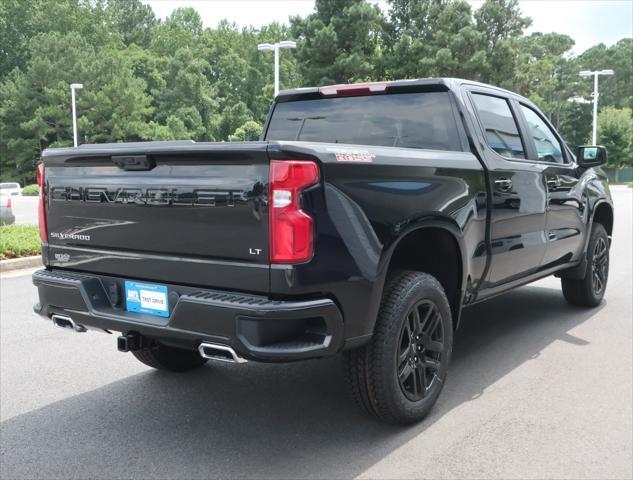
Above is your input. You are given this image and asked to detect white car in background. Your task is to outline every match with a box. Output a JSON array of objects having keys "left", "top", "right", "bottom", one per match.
[
  {"left": 0, "top": 182, "right": 22, "bottom": 196},
  {"left": 0, "top": 194, "right": 15, "bottom": 225}
]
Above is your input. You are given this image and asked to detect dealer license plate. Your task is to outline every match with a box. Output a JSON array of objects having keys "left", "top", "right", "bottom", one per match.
[{"left": 125, "top": 281, "right": 169, "bottom": 318}]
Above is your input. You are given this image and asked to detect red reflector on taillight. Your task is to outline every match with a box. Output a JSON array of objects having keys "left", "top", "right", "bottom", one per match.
[
  {"left": 37, "top": 163, "right": 47, "bottom": 242},
  {"left": 36, "top": 164, "right": 43, "bottom": 187},
  {"left": 6, "top": 197, "right": 11, "bottom": 209},
  {"left": 319, "top": 82, "right": 388, "bottom": 97},
  {"left": 269, "top": 160, "right": 319, "bottom": 264}
]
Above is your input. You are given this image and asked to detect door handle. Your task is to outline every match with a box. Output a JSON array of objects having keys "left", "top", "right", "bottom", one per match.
[
  {"left": 494, "top": 178, "right": 513, "bottom": 192},
  {"left": 547, "top": 177, "right": 561, "bottom": 189}
]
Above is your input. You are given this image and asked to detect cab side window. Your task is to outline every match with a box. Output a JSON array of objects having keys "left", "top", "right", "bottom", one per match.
[
  {"left": 472, "top": 93, "right": 526, "bottom": 159},
  {"left": 520, "top": 105, "right": 565, "bottom": 164}
]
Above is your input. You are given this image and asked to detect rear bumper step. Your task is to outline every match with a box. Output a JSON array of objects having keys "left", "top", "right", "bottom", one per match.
[{"left": 32, "top": 269, "right": 343, "bottom": 362}]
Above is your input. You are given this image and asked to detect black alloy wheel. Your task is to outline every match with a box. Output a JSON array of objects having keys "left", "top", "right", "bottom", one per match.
[
  {"left": 344, "top": 271, "right": 453, "bottom": 424},
  {"left": 591, "top": 236, "right": 608, "bottom": 296},
  {"left": 397, "top": 300, "right": 445, "bottom": 402},
  {"left": 561, "top": 223, "right": 609, "bottom": 307}
]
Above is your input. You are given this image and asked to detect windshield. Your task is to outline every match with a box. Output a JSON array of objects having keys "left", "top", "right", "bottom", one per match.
[
  {"left": 0, "top": 183, "right": 19, "bottom": 189},
  {"left": 265, "top": 92, "right": 464, "bottom": 151}
]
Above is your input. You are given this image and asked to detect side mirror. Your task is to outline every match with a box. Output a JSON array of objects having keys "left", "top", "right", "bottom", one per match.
[{"left": 576, "top": 145, "right": 607, "bottom": 167}]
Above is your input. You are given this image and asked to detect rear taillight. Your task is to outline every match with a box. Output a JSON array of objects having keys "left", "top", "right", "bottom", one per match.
[
  {"left": 6, "top": 197, "right": 11, "bottom": 209},
  {"left": 37, "top": 163, "right": 47, "bottom": 242},
  {"left": 269, "top": 160, "right": 319, "bottom": 264}
]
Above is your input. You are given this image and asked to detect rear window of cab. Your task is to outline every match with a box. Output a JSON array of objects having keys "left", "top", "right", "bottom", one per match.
[{"left": 265, "top": 92, "right": 465, "bottom": 152}]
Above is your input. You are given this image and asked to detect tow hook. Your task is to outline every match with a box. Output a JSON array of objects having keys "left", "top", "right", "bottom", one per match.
[{"left": 117, "top": 333, "right": 143, "bottom": 352}]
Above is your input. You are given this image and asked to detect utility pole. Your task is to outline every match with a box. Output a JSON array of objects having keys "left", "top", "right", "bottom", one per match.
[
  {"left": 257, "top": 41, "right": 297, "bottom": 97},
  {"left": 70, "top": 83, "right": 83, "bottom": 147},
  {"left": 579, "top": 70, "right": 614, "bottom": 144}
]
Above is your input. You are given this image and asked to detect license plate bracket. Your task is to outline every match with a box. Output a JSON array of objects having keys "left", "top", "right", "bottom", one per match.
[{"left": 125, "top": 281, "right": 169, "bottom": 318}]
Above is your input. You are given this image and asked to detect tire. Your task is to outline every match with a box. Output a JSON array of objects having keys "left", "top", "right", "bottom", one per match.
[
  {"left": 344, "top": 271, "right": 453, "bottom": 425},
  {"left": 561, "top": 223, "right": 609, "bottom": 308},
  {"left": 131, "top": 342, "right": 208, "bottom": 372}
]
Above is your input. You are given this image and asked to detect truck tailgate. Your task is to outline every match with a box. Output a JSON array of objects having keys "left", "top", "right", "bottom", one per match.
[{"left": 42, "top": 142, "right": 270, "bottom": 293}]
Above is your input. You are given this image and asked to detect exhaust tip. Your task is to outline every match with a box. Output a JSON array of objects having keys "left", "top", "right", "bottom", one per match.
[
  {"left": 51, "top": 314, "right": 86, "bottom": 333},
  {"left": 198, "top": 342, "right": 247, "bottom": 364}
]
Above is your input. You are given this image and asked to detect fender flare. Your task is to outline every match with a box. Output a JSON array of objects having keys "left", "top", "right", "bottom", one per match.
[
  {"left": 559, "top": 198, "right": 613, "bottom": 280},
  {"left": 366, "top": 218, "right": 469, "bottom": 331},
  {"left": 584, "top": 198, "right": 614, "bottom": 252},
  {"left": 589, "top": 199, "right": 614, "bottom": 232}
]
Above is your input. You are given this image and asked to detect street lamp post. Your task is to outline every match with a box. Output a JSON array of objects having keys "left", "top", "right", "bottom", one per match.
[
  {"left": 70, "top": 83, "right": 83, "bottom": 147},
  {"left": 578, "top": 69, "right": 614, "bottom": 144},
  {"left": 257, "top": 41, "right": 297, "bottom": 97}
]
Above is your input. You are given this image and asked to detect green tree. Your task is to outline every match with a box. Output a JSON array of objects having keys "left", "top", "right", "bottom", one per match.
[
  {"left": 1, "top": 0, "right": 632, "bottom": 183},
  {"left": 229, "top": 120, "right": 263, "bottom": 141},
  {"left": 0, "top": 0, "right": 116, "bottom": 77},
  {"left": 597, "top": 107, "right": 633, "bottom": 167},
  {"left": 576, "top": 39, "right": 633, "bottom": 110},
  {"left": 81, "top": 48, "right": 154, "bottom": 143},
  {"left": 152, "top": 48, "right": 218, "bottom": 140},
  {"left": 513, "top": 32, "right": 579, "bottom": 139},
  {"left": 201, "top": 21, "right": 301, "bottom": 124},
  {"left": 544, "top": 39, "right": 632, "bottom": 147},
  {"left": 557, "top": 100, "right": 593, "bottom": 148},
  {"left": 0, "top": 0, "right": 40, "bottom": 77},
  {"left": 150, "top": 7, "right": 203, "bottom": 57},
  {"left": 217, "top": 102, "right": 254, "bottom": 140},
  {"left": 105, "top": 0, "right": 158, "bottom": 47},
  {"left": 291, "top": 0, "right": 387, "bottom": 85},
  {"left": 1, "top": 31, "right": 97, "bottom": 182},
  {"left": 474, "top": 0, "right": 532, "bottom": 86},
  {"left": 514, "top": 33, "right": 574, "bottom": 100},
  {"left": 386, "top": 0, "right": 486, "bottom": 79},
  {"left": 0, "top": 31, "right": 153, "bottom": 182}
]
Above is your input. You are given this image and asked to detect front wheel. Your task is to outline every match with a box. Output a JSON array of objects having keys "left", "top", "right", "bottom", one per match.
[
  {"left": 561, "top": 223, "right": 610, "bottom": 307},
  {"left": 344, "top": 271, "right": 453, "bottom": 425}
]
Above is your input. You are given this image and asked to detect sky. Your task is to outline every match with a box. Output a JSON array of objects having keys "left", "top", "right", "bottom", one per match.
[{"left": 143, "top": 0, "right": 633, "bottom": 54}]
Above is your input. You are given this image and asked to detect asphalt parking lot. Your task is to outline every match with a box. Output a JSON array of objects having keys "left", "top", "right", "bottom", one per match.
[{"left": 1, "top": 187, "right": 631, "bottom": 479}]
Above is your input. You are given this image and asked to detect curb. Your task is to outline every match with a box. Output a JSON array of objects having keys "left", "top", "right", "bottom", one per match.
[{"left": 0, "top": 256, "right": 42, "bottom": 273}]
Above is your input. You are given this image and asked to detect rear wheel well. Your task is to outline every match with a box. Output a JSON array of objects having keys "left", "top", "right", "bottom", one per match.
[
  {"left": 388, "top": 227, "right": 462, "bottom": 327},
  {"left": 593, "top": 203, "right": 613, "bottom": 237}
]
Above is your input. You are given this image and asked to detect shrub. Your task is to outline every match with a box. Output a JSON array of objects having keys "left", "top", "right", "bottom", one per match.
[
  {"left": 21, "top": 184, "right": 40, "bottom": 196},
  {"left": 228, "top": 121, "right": 262, "bottom": 141},
  {"left": 0, "top": 225, "right": 41, "bottom": 259}
]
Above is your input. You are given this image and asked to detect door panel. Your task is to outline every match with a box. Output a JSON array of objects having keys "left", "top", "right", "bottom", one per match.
[
  {"left": 487, "top": 165, "right": 548, "bottom": 284},
  {"left": 466, "top": 91, "right": 548, "bottom": 289},
  {"left": 516, "top": 103, "right": 586, "bottom": 268},
  {"left": 542, "top": 166, "right": 586, "bottom": 267}
]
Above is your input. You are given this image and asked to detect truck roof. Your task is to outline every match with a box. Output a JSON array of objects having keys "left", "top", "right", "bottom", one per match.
[{"left": 276, "top": 77, "right": 520, "bottom": 103}]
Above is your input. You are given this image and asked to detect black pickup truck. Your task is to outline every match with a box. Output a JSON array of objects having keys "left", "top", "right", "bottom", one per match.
[{"left": 33, "top": 78, "right": 613, "bottom": 424}]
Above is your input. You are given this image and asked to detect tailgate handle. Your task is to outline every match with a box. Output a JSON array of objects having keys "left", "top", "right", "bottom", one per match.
[{"left": 112, "top": 155, "right": 154, "bottom": 171}]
